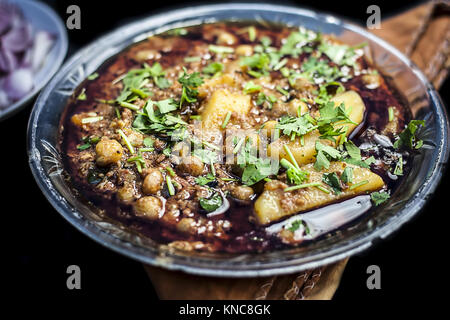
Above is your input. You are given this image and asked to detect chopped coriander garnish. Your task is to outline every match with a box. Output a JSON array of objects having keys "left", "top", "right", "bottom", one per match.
[
  {"left": 81, "top": 116, "right": 103, "bottom": 124},
  {"left": 166, "top": 166, "right": 176, "bottom": 177},
  {"left": 221, "top": 111, "right": 232, "bottom": 129},
  {"left": 388, "top": 106, "right": 395, "bottom": 122},
  {"left": 87, "top": 72, "right": 99, "bottom": 80},
  {"left": 243, "top": 81, "right": 262, "bottom": 94},
  {"left": 284, "top": 182, "right": 322, "bottom": 192},
  {"left": 371, "top": 191, "right": 390, "bottom": 206},
  {"left": 283, "top": 145, "right": 300, "bottom": 170},
  {"left": 341, "top": 167, "right": 353, "bottom": 184},
  {"left": 202, "top": 62, "right": 224, "bottom": 76},
  {"left": 322, "top": 172, "right": 342, "bottom": 194},
  {"left": 143, "top": 137, "right": 154, "bottom": 147},
  {"left": 273, "top": 58, "right": 288, "bottom": 71},
  {"left": 77, "top": 88, "right": 87, "bottom": 100},
  {"left": 166, "top": 176, "right": 176, "bottom": 196},
  {"left": 195, "top": 173, "right": 216, "bottom": 186},
  {"left": 288, "top": 219, "right": 303, "bottom": 232},
  {"left": 276, "top": 114, "right": 317, "bottom": 140},
  {"left": 238, "top": 139, "right": 279, "bottom": 186},
  {"left": 248, "top": 26, "right": 256, "bottom": 42},
  {"left": 178, "top": 68, "right": 204, "bottom": 107},
  {"left": 393, "top": 120, "right": 425, "bottom": 150},
  {"left": 167, "top": 28, "right": 188, "bottom": 36},
  {"left": 256, "top": 92, "right": 276, "bottom": 109},
  {"left": 77, "top": 143, "right": 91, "bottom": 151},
  {"left": 314, "top": 141, "right": 341, "bottom": 171},
  {"left": 163, "top": 147, "right": 172, "bottom": 157},
  {"left": 220, "top": 177, "right": 238, "bottom": 182},
  {"left": 199, "top": 192, "right": 223, "bottom": 212},
  {"left": 120, "top": 101, "right": 140, "bottom": 111},
  {"left": 280, "top": 158, "right": 309, "bottom": 185},
  {"left": 232, "top": 137, "right": 245, "bottom": 154},
  {"left": 208, "top": 45, "right": 234, "bottom": 54},
  {"left": 131, "top": 88, "right": 150, "bottom": 99},
  {"left": 193, "top": 148, "right": 218, "bottom": 164},
  {"left": 240, "top": 53, "right": 270, "bottom": 77},
  {"left": 276, "top": 85, "right": 289, "bottom": 96},
  {"left": 117, "top": 129, "right": 135, "bottom": 154},
  {"left": 349, "top": 180, "right": 369, "bottom": 190},
  {"left": 184, "top": 56, "right": 201, "bottom": 63}
]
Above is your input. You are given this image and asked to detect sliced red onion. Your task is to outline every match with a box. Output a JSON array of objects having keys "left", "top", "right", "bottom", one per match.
[
  {"left": 1, "top": 22, "right": 32, "bottom": 52},
  {"left": 0, "top": 1, "right": 56, "bottom": 109},
  {"left": 29, "top": 31, "right": 55, "bottom": 72},
  {"left": 0, "top": 45, "right": 18, "bottom": 72},
  {"left": 2, "top": 67, "right": 34, "bottom": 100}
]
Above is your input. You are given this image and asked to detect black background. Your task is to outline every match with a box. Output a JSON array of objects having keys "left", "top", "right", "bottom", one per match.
[{"left": 5, "top": 0, "right": 448, "bottom": 307}]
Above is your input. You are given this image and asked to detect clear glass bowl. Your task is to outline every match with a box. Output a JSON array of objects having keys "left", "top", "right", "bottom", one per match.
[{"left": 28, "top": 4, "right": 449, "bottom": 277}]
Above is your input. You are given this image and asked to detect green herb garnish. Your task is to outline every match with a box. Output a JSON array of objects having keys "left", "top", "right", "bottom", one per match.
[
  {"left": 370, "top": 191, "right": 390, "bottom": 206},
  {"left": 393, "top": 120, "right": 425, "bottom": 150},
  {"left": 199, "top": 192, "right": 223, "bottom": 212}
]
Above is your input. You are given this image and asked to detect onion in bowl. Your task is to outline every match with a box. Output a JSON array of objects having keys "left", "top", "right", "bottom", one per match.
[{"left": 0, "top": 0, "right": 55, "bottom": 110}]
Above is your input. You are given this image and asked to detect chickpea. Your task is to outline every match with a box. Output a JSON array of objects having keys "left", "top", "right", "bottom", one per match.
[
  {"left": 178, "top": 155, "right": 204, "bottom": 176},
  {"left": 216, "top": 32, "right": 237, "bottom": 45},
  {"left": 134, "top": 196, "right": 163, "bottom": 220},
  {"left": 292, "top": 77, "right": 316, "bottom": 92},
  {"left": 235, "top": 45, "right": 253, "bottom": 56},
  {"left": 71, "top": 114, "right": 83, "bottom": 127},
  {"left": 117, "top": 185, "right": 135, "bottom": 203},
  {"left": 230, "top": 185, "right": 255, "bottom": 201},
  {"left": 287, "top": 99, "right": 308, "bottom": 117},
  {"left": 95, "top": 137, "right": 123, "bottom": 166},
  {"left": 177, "top": 217, "right": 196, "bottom": 234},
  {"left": 142, "top": 168, "right": 163, "bottom": 195},
  {"left": 135, "top": 49, "right": 160, "bottom": 62},
  {"left": 362, "top": 73, "right": 381, "bottom": 89}
]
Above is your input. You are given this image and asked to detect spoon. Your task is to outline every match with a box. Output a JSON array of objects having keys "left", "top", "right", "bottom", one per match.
[{"left": 265, "top": 195, "right": 372, "bottom": 239}]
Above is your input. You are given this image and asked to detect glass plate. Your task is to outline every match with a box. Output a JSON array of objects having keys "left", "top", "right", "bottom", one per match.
[{"left": 28, "top": 3, "right": 449, "bottom": 277}]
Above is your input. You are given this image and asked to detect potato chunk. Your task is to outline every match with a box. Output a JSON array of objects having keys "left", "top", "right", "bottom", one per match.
[
  {"left": 268, "top": 90, "right": 365, "bottom": 166},
  {"left": 254, "top": 162, "right": 384, "bottom": 225},
  {"left": 198, "top": 74, "right": 237, "bottom": 98},
  {"left": 201, "top": 89, "right": 252, "bottom": 129}
]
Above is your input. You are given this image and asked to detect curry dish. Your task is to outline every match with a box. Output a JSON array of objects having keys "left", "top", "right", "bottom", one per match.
[{"left": 59, "top": 23, "right": 424, "bottom": 253}]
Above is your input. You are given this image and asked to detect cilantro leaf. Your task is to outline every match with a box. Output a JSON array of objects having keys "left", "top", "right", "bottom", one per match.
[
  {"left": 199, "top": 192, "right": 223, "bottom": 212},
  {"left": 240, "top": 53, "right": 270, "bottom": 77},
  {"left": 202, "top": 62, "right": 224, "bottom": 76},
  {"left": 344, "top": 141, "right": 361, "bottom": 161},
  {"left": 314, "top": 141, "right": 341, "bottom": 170},
  {"left": 322, "top": 172, "right": 342, "bottom": 194},
  {"left": 341, "top": 166, "right": 353, "bottom": 184},
  {"left": 280, "top": 31, "right": 311, "bottom": 57},
  {"left": 393, "top": 120, "right": 425, "bottom": 150},
  {"left": 178, "top": 68, "right": 204, "bottom": 106},
  {"left": 195, "top": 173, "right": 216, "bottom": 186},
  {"left": 370, "top": 191, "right": 390, "bottom": 206},
  {"left": 193, "top": 148, "right": 218, "bottom": 164},
  {"left": 276, "top": 114, "right": 317, "bottom": 138},
  {"left": 243, "top": 81, "right": 262, "bottom": 94}
]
